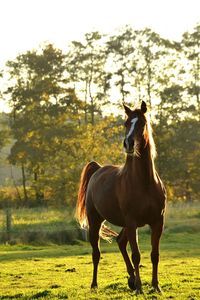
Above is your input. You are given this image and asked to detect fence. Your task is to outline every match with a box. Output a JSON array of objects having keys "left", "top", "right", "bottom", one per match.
[{"left": 0, "top": 207, "right": 86, "bottom": 245}]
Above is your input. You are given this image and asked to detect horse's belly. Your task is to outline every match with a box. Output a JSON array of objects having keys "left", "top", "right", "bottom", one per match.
[
  {"left": 94, "top": 192, "right": 125, "bottom": 227},
  {"left": 103, "top": 212, "right": 125, "bottom": 227}
]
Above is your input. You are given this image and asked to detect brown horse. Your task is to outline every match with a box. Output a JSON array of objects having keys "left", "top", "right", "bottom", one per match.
[{"left": 76, "top": 101, "right": 166, "bottom": 294}]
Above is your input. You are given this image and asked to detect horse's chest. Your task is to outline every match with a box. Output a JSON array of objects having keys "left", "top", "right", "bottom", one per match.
[
  {"left": 123, "top": 195, "right": 163, "bottom": 226},
  {"left": 138, "top": 204, "right": 159, "bottom": 226}
]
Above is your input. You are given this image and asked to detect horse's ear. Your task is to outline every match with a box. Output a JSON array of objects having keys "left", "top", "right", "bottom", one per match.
[
  {"left": 123, "top": 104, "right": 132, "bottom": 116},
  {"left": 141, "top": 101, "right": 147, "bottom": 113}
]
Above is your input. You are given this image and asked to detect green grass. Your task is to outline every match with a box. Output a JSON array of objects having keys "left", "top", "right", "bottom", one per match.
[
  {"left": 0, "top": 235, "right": 199, "bottom": 299},
  {"left": 0, "top": 207, "right": 75, "bottom": 231},
  {"left": 0, "top": 203, "right": 199, "bottom": 299},
  {"left": 0, "top": 207, "right": 79, "bottom": 244}
]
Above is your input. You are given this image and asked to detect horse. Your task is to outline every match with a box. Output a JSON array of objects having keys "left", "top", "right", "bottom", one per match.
[{"left": 76, "top": 101, "right": 166, "bottom": 294}]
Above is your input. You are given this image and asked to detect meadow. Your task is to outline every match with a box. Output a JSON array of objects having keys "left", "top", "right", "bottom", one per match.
[{"left": 0, "top": 202, "right": 199, "bottom": 299}]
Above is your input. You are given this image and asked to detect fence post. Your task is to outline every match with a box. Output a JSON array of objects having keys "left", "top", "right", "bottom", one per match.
[
  {"left": 5, "top": 208, "right": 12, "bottom": 244},
  {"left": 81, "top": 228, "right": 88, "bottom": 241}
]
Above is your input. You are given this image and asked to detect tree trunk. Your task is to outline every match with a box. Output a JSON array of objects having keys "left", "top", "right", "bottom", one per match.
[
  {"left": 84, "top": 80, "right": 88, "bottom": 124},
  {"left": 147, "top": 63, "right": 152, "bottom": 108},
  {"left": 34, "top": 171, "right": 44, "bottom": 205},
  {"left": 21, "top": 164, "right": 28, "bottom": 204},
  {"left": 195, "top": 54, "right": 200, "bottom": 121},
  {"left": 5, "top": 208, "right": 12, "bottom": 243},
  {"left": 88, "top": 79, "right": 95, "bottom": 125},
  {"left": 185, "top": 171, "right": 192, "bottom": 202},
  {"left": 10, "top": 165, "right": 22, "bottom": 202},
  {"left": 121, "top": 73, "right": 126, "bottom": 103},
  {"left": 34, "top": 171, "right": 39, "bottom": 203}
]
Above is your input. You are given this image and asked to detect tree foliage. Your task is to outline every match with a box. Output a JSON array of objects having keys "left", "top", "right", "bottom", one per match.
[{"left": 0, "top": 24, "right": 200, "bottom": 206}]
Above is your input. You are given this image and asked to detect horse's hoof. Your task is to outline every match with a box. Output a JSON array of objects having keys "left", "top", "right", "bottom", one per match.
[
  {"left": 91, "top": 283, "right": 98, "bottom": 289},
  {"left": 128, "top": 277, "right": 136, "bottom": 290},
  {"left": 136, "top": 287, "right": 143, "bottom": 295},
  {"left": 152, "top": 285, "right": 162, "bottom": 293}
]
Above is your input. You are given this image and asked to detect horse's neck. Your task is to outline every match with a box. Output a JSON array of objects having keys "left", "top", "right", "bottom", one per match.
[{"left": 124, "top": 143, "right": 157, "bottom": 185}]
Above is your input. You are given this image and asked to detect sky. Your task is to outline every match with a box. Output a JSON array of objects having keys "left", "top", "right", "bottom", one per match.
[{"left": 0, "top": 0, "right": 199, "bottom": 111}]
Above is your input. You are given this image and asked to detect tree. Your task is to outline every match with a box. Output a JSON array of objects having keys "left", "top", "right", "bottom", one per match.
[
  {"left": 4, "top": 44, "right": 70, "bottom": 204},
  {"left": 0, "top": 114, "right": 10, "bottom": 152},
  {"left": 67, "top": 31, "right": 111, "bottom": 124},
  {"left": 107, "top": 26, "right": 136, "bottom": 105},
  {"left": 182, "top": 24, "right": 200, "bottom": 120},
  {"left": 132, "top": 28, "right": 175, "bottom": 108},
  {"left": 1, "top": 25, "right": 200, "bottom": 206}
]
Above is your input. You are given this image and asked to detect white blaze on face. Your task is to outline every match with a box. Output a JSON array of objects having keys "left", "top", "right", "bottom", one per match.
[{"left": 126, "top": 117, "right": 138, "bottom": 139}]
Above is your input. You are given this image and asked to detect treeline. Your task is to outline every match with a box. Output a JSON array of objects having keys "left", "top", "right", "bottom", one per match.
[{"left": 0, "top": 24, "right": 199, "bottom": 207}]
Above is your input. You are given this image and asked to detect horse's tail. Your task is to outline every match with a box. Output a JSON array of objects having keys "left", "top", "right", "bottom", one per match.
[
  {"left": 76, "top": 161, "right": 101, "bottom": 229},
  {"left": 76, "top": 161, "right": 118, "bottom": 242},
  {"left": 99, "top": 222, "right": 118, "bottom": 242}
]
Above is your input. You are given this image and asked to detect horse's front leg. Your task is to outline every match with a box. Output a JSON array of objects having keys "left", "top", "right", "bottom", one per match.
[
  {"left": 150, "top": 217, "right": 164, "bottom": 292},
  {"left": 126, "top": 225, "right": 142, "bottom": 294},
  {"left": 117, "top": 228, "right": 136, "bottom": 290}
]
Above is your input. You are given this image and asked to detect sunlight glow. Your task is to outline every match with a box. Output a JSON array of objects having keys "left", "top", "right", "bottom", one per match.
[
  {"left": 0, "top": 0, "right": 199, "bottom": 66},
  {"left": 0, "top": 0, "right": 199, "bottom": 112}
]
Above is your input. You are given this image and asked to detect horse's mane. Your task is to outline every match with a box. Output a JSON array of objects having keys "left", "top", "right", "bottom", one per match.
[{"left": 143, "top": 113, "right": 157, "bottom": 160}]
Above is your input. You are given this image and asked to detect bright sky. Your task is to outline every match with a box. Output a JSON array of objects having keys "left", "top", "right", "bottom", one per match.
[{"left": 0, "top": 0, "right": 199, "bottom": 111}]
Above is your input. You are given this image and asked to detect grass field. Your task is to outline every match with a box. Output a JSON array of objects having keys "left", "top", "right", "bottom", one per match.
[
  {"left": 0, "top": 203, "right": 200, "bottom": 299},
  {"left": 0, "top": 207, "right": 79, "bottom": 244}
]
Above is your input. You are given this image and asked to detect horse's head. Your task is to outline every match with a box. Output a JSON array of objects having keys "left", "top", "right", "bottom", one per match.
[{"left": 123, "top": 101, "right": 148, "bottom": 156}]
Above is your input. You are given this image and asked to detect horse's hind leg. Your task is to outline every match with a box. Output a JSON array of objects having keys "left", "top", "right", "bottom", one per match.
[
  {"left": 88, "top": 212, "right": 102, "bottom": 289},
  {"left": 150, "top": 218, "right": 164, "bottom": 292},
  {"left": 117, "top": 228, "right": 136, "bottom": 290}
]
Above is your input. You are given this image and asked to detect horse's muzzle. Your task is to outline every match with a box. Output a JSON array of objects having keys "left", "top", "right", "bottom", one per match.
[{"left": 123, "top": 137, "right": 134, "bottom": 154}]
